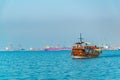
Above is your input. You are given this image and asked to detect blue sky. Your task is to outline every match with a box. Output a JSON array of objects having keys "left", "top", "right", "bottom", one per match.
[{"left": 0, "top": 0, "right": 120, "bottom": 49}]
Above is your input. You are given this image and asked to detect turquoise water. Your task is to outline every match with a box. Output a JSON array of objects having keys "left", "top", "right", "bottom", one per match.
[{"left": 0, "top": 50, "right": 120, "bottom": 80}]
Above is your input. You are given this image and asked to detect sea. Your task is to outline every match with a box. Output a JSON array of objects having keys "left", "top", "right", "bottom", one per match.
[{"left": 0, "top": 50, "right": 120, "bottom": 80}]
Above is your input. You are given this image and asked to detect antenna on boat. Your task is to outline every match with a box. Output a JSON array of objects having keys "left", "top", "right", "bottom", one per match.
[
  {"left": 79, "top": 33, "right": 84, "bottom": 46},
  {"left": 75, "top": 33, "right": 84, "bottom": 46},
  {"left": 80, "top": 33, "right": 82, "bottom": 43}
]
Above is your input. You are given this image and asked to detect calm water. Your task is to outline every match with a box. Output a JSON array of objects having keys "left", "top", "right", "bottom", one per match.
[{"left": 0, "top": 50, "right": 120, "bottom": 80}]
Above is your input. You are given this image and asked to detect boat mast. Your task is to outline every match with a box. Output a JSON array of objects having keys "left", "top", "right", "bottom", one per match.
[
  {"left": 79, "top": 33, "right": 83, "bottom": 46},
  {"left": 75, "top": 33, "right": 84, "bottom": 46}
]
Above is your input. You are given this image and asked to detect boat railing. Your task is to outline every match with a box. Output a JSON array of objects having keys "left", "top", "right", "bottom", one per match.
[{"left": 73, "top": 46, "right": 84, "bottom": 49}]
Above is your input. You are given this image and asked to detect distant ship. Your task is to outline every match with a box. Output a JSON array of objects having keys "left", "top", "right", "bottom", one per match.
[
  {"left": 44, "top": 46, "right": 71, "bottom": 51},
  {"left": 70, "top": 34, "right": 102, "bottom": 59}
]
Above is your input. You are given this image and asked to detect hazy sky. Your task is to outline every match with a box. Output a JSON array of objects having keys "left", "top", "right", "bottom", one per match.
[{"left": 0, "top": 0, "right": 120, "bottom": 49}]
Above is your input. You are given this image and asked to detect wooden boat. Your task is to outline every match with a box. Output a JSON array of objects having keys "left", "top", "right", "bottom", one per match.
[{"left": 70, "top": 34, "right": 102, "bottom": 59}]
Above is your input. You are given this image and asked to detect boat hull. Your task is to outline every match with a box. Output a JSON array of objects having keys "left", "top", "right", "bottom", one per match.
[
  {"left": 71, "top": 56, "right": 88, "bottom": 59},
  {"left": 71, "top": 54, "right": 99, "bottom": 59}
]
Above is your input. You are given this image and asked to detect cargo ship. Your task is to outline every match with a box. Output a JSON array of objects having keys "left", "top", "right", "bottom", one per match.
[
  {"left": 70, "top": 34, "right": 102, "bottom": 59},
  {"left": 44, "top": 46, "right": 71, "bottom": 51}
]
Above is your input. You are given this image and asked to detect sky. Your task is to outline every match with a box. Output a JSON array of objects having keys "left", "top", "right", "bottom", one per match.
[{"left": 0, "top": 0, "right": 120, "bottom": 49}]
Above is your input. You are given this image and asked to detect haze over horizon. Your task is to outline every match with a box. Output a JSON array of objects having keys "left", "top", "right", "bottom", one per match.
[{"left": 0, "top": 0, "right": 120, "bottom": 49}]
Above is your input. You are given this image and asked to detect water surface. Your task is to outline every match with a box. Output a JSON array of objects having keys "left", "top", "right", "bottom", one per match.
[{"left": 0, "top": 50, "right": 120, "bottom": 80}]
